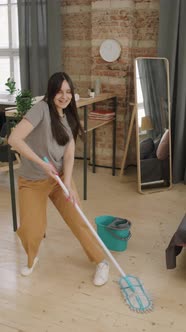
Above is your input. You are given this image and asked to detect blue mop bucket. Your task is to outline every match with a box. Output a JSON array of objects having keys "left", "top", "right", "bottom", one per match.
[{"left": 95, "top": 215, "right": 131, "bottom": 252}]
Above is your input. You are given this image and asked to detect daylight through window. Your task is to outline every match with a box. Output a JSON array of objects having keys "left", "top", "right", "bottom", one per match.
[{"left": 0, "top": 0, "right": 20, "bottom": 94}]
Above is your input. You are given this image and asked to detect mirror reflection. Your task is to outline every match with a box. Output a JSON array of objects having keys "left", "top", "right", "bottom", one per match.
[{"left": 134, "top": 57, "right": 172, "bottom": 193}]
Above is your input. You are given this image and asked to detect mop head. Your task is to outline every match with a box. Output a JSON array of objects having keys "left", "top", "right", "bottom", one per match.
[{"left": 119, "top": 275, "right": 153, "bottom": 313}]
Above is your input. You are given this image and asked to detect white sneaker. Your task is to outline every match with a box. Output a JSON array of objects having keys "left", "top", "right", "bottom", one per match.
[
  {"left": 21, "top": 257, "right": 39, "bottom": 277},
  {"left": 93, "top": 260, "right": 109, "bottom": 286}
]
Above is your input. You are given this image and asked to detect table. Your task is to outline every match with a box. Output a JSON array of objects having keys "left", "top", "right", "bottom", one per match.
[
  {"left": 77, "top": 93, "right": 117, "bottom": 200},
  {"left": 6, "top": 93, "right": 117, "bottom": 231}
]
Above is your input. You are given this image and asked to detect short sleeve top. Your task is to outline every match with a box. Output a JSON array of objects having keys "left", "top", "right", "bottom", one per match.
[{"left": 18, "top": 100, "right": 73, "bottom": 180}]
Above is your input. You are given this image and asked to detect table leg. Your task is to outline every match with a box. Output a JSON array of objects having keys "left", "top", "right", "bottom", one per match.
[
  {"left": 92, "top": 129, "right": 96, "bottom": 173},
  {"left": 112, "top": 97, "right": 117, "bottom": 176},
  {"left": 8, "top": 147, "right": 17, "bottom": 231},
  {"left": 6, "top": 118, "right": 17, "bottom": 231},
  {"left": 92, "top": 103, "right": 96, "bottom": 173},
  {"left": 83, "top": 106, "right": 88, "bottom": 200}
]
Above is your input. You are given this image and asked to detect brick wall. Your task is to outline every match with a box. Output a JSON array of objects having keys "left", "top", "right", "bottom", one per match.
[{"left": 61, "top": 0, "right": 160, "bottom": 168}]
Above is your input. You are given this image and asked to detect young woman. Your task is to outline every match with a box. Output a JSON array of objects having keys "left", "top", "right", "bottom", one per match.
[{"left": 8, "top": 72, "right": 109, "bottom": 286}]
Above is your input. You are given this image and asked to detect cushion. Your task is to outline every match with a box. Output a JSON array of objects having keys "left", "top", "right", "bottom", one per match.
[
  {"left": 154, "top": 137, "right": 161, "bottom": 151},
  {"left": 156, "top": 129, "right": 169, "bottom": 160},
  {"left": 140, "top": 137, "right": 155, "bottom": 159}
]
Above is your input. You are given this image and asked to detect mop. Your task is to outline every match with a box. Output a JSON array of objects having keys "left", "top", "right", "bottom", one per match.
[{"left": 43, "top": 157, "right": 153, "bottom": 313}]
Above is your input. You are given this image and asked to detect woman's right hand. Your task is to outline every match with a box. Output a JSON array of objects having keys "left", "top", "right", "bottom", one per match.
[{"left": 41, "top": 161, "right": 58, "bottom": 179}]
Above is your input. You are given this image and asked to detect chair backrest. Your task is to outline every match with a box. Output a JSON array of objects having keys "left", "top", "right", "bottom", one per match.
[{"left": 0, "top": 145, "right": 21, "bottom": 172}]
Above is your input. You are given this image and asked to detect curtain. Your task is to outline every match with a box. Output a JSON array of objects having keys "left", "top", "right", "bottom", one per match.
[
  {"left": 158, "top": 0, "right": 186, "bottom": 184},
  {"left": 17, "top": 0, "right": 62, "bottom": 96},
  {"left": 138, "top": 59, "right": 168, "bottom": 139}
]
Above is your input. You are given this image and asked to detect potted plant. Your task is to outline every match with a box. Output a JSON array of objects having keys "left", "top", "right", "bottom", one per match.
[
  {"left": 15, "top": 89, "right": 33, "bottom": 123},
  {"left": 5, "top": 77, "right": 16, "bottom": 101}
]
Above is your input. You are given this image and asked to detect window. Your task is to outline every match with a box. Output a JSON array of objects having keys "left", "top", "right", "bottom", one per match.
[
  {"left": 135, "top": 62, "right": 145, "bottom": 128},
  {"left": 0, "top": 0, "right": 20, "bottom": 94}
]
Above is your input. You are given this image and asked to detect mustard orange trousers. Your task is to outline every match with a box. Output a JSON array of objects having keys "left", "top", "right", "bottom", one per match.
[{"left": 17, "top": 175, "right": 105, "bottom": 268}]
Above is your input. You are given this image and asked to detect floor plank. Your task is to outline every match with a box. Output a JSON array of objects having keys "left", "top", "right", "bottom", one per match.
[{"left": 0, "top": 162, "right": 186, "bottom": 332}]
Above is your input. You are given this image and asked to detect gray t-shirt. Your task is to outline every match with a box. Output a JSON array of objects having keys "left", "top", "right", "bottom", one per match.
[{"left": 18, "top": 100, "right": 73, "bottom": 180}]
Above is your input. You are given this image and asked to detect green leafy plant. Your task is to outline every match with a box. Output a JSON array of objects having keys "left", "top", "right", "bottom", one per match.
[
  {"left": 16, "top": 89, "right": 33, "bottom": 122},
  {"left": 5, "top": 77, "right": 16, "bottom": 95}
]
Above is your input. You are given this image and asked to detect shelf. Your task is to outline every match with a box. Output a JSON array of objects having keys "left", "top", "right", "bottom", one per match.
[
  {"left": 77, "top": 93, "right": 116, "bottom": 134},
  {"left": 81, "top": 118, "right": 115, "bottom": 132},
  {"left": 76, "top": 93, "right": 116, "bottom": 108}
]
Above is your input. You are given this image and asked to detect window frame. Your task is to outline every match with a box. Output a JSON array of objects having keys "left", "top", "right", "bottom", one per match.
[{"left": 0, "top": 0, "right": 20, "bottom": 95}]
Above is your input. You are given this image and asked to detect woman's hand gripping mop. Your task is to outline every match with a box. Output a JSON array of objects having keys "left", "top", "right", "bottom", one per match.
[{"left": 43, "top": 157, "right": 153, "bottom": 313}]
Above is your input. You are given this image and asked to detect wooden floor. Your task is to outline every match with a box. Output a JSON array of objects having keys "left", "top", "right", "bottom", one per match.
[{"left": 0, "top": 161, "right": 186, "bottom": 332}]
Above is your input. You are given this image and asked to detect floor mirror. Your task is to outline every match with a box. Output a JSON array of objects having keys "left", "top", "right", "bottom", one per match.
[{"left": 134, "top": 57, "right": 172, "bottom": 194}]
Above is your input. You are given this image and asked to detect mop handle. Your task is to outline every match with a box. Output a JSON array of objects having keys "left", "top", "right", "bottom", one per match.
[
  {"left": 43, "top": 155, "right": 127, "bottom": 279},
  {"left": 56, "top": 175, "right": 127, "bottom": 278}
]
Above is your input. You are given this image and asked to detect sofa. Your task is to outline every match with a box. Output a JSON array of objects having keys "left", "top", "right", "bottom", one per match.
[{"left": 140, "top": 131, "right": 170, "bottom": 184}]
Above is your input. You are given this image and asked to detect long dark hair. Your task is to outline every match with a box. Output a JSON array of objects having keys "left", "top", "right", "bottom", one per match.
[{"left": 44, "top": 72, "right": 84, "bottom": 145}]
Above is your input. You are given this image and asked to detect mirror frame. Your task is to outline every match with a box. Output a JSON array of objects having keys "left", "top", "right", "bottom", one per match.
[{"left": 134, "top": 57, "right": 172, "bottom": 194}]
